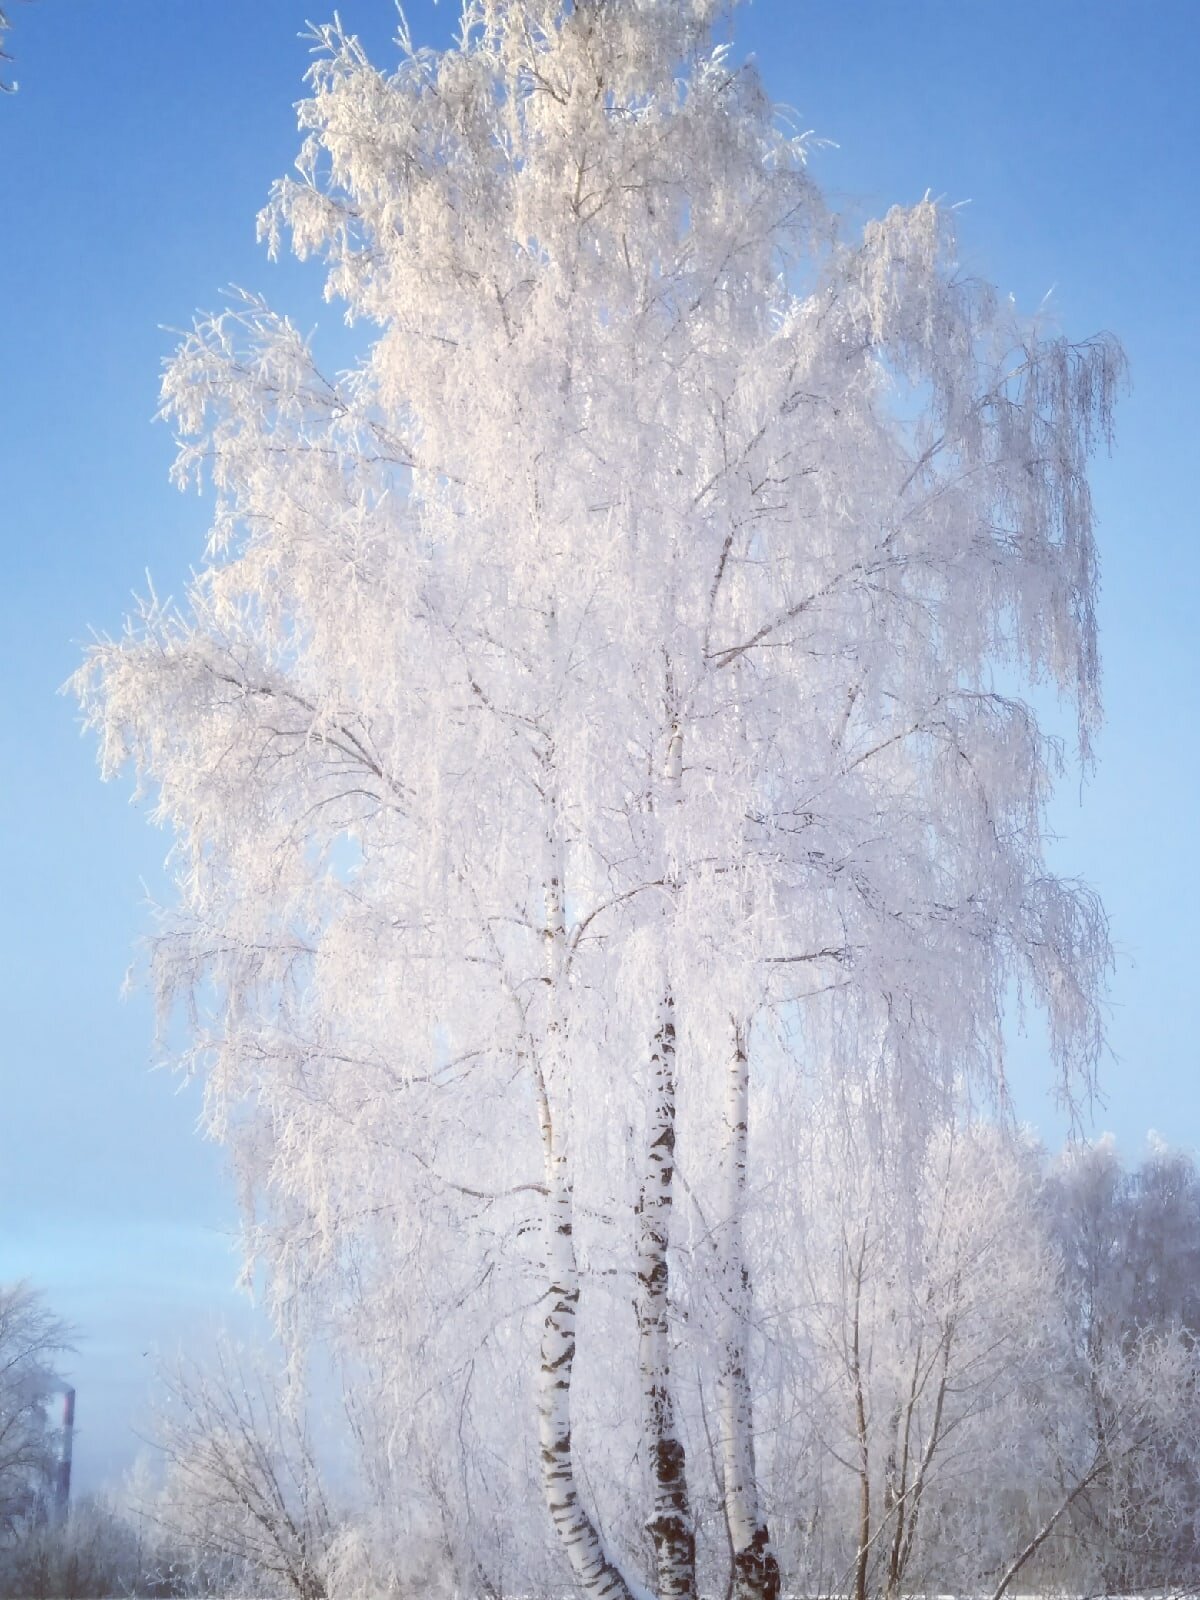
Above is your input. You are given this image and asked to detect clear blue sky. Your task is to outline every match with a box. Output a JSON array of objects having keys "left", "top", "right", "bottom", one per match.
[{"left": 1, "top": 0, "right": 1197, "bottom": 1495}]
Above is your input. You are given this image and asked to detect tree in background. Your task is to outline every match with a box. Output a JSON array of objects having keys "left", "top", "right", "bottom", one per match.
[
  {"left": 0, "top": 1490, "right": 186, "bottom": 1600},
  {"left": 75, "top": 1, "right": 1121, "bottom": 1594},
  {"left": 148, "top": 1341, "right": 333, "bottom": 1600},
  {"left": 768, "top": 1119, "right": 1061, "bottom": 1600},
  {"left": 1036, "top": 1138, "right": 1200, "bottom": 1592},
  {"left": 0, "top": 1283, "right": 70, "bottom": 1543},
  {"left": 737, "top": 1120, "right": 1200, "bottom": 1600}
]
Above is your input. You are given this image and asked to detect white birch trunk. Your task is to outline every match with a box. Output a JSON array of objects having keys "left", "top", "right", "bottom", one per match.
[
  {"left": 536, "top": 845, "right": 634, "bottom": 1600},
  {"left": 718, "top": 1021, "right": 780, "bottom": 1600},
  {"left": 636, "top": 986, "right": 695, "bottom": 1599},
  {"left": 634, "top": 721, "right": 696, "bottom": 1599}
]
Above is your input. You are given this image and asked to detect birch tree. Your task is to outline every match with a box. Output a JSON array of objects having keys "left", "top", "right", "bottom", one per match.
[{"left": 76, "top": 1, "right": 1120, "bottom": 1593}]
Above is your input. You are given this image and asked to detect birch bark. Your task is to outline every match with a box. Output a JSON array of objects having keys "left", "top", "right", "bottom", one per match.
[
  {"left": 537, "top": 834, "right": 634, "bottom": 1600},
  {"left": 635, "top": 723, "right": 697, "bottom": 1599},
  {"left": 717, "top": 1022, "right": 780, "bottom": 1600}
]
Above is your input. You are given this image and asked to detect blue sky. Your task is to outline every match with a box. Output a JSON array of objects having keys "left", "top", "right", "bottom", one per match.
[{"left": 1, "top": 0, "right": 1197, "bottom": 1494}]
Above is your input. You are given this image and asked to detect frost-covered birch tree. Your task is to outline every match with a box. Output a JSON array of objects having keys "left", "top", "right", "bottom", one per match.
[{"left": 76, "top": 2, "right": 1120, "bottom": 1594}]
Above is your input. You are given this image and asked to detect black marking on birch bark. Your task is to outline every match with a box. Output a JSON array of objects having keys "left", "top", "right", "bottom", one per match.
[
  {"left": 731, "top": 1526, "right": 781, "bottom": 1600},
  {"left": 543, "top": 1341, "right": 576, "bottom": 1373}
]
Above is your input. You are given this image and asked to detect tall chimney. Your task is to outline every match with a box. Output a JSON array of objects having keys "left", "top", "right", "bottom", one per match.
[{"left": 53, "top": 1387, "right": 74, "bottom": 1522}]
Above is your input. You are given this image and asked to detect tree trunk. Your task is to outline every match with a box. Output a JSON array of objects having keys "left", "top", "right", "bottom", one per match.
[
  {"left": 632, "top": 714, "right": 696, "bottom": 1598},
  {"left": 538, "top": 1151, "right": 633, "bottom": 1598},
  {"left": 536, "top": 852, "right": 634, "bottom": 1600},
  {"left": 851, "top": 1228, "right": 871, "bottom": 1600},
  {"left": 718, "top": 1021, "right": 780, "bottom": 1600},
  {"left": 636, "top": 985, "right": 696, "bottom": 1599}
]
